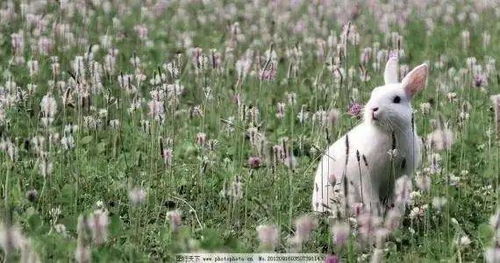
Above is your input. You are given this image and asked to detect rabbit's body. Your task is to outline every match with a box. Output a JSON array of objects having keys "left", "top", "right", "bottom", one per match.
[
  {"left": 312, "top": 120, "right": 421, "bottom": 214},
  {"left": 312, "top": 57, "right": 427, "bottom": 216}
]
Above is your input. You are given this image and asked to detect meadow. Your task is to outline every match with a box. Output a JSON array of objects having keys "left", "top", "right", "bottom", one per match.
[{"left": 0, "top": 0, "right": 499, "bottom": 262}]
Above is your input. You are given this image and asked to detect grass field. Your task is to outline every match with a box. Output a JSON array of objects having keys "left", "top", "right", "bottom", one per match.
[{"left": 0, "top": 0, "right": 499, "bottom": 262}]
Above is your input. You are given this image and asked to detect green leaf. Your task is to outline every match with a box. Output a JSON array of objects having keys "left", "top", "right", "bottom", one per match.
[
  {"left": 199, "top": 228, "right": 224, "bottom": 251},
  {"left": 60, "top": 184, "right": 74, "bottom": 206},
  {"left": 80, "top": 136, "right": 93, "bottom": 145},
  {"left": 178, "top": 142, "right": 197, "bottom": 158},
  {"left": 109, "top": 214, "right": 123, "bottom": 236},
  {"left": 478, "top": 223, "right": 493, "bottom": 244},
  {"left": 97, "top": 142, "right": 107, "bottom": 154},
  {"left": 28, "top": 213, "right": 42, "bottom": 232}
]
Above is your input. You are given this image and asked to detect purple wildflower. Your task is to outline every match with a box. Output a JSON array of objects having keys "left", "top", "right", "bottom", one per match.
[
  {"left": 473, "top": 73, "right": 488, "bottom": 88},
  {"left": 248, "top": 156, "right": 262, "bottom": 169},
  {"left": 348, "top": 103, "right": 363, "bottom": 118},
  {"left": 325, "top": 254, "right": 340, "bottom": 263}
]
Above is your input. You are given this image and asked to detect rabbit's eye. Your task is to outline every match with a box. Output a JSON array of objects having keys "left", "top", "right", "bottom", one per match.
[{"left": 393, "top": 96, "right": 401, "bottom": 103}]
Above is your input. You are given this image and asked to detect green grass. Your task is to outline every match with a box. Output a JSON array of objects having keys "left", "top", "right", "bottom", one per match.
[{"left": 0, "top": 0, "right": 499, "bottom": 262}]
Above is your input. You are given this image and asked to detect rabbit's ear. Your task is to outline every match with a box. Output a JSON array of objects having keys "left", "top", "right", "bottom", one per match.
[
  {"left": 402, "top": 64, "right": 428, "bottom": 98},
  {"left": 384, "top": 57, "right": 399, "bottom": 84}
]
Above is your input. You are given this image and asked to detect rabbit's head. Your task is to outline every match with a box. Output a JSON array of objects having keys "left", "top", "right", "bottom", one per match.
[{"left": 363, "top": 57, "right": 428, "bottom": 132}]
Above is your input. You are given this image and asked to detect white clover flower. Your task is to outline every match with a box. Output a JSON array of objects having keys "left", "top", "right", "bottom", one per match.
[
  {"left": 457, "top": 235, "right": 471, "bottom": 247},
  {"left": 256, "top": 224, "right": 279, "bottom": 250},
  {"left": 432, "top": 197, "right": 448, "bottom": 211},
  {"left": 427, "top": 128, "right": 454, "bottom": 151},
  {"left": 129, "top": 187, "right": 147, "bottom": 206}
]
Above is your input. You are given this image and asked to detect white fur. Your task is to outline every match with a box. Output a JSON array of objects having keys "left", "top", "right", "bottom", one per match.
[
  {"left": 384, "top": 57, "right": 399, "bottom": 84},
  {"left": 312, "top": 59, "right": 427, "bottom": 216}
]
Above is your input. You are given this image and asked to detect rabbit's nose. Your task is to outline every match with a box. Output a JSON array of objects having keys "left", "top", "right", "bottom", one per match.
[{"left": 372, "top": 107, "right": 379, "bottom": 112}]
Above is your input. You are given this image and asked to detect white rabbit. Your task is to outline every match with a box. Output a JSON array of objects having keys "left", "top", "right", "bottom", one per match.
[{"left": 312, "top": 57, "right": 427, "bottom": 216}]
